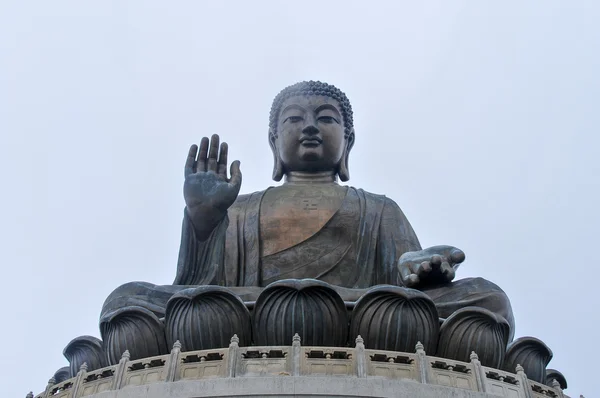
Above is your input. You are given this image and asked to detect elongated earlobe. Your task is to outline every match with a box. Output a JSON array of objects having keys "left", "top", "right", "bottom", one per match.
[
  {"left": 338, "top": 130, "right": 355, "bottom": 182},
  {"left": 269, "top": 132, "right": 284, "bottom": 181}
]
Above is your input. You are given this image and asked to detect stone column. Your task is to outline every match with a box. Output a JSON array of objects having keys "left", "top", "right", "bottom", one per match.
[
  {"left": 291, "top": 333, "right": 301, "bottom": 376},
  {"left": 42, "top": 377, "right": 55, "bottom": 398},
  {"left": 550, "top": 379, "right": 564, "bottom": 398},
  {"left": 469, "top": 352, "right": 488, "bottom": 393},
  {"left": 515, "top": 364, "right": 533, "bottom": 398},
  {"left": 415, "top": 341, "right": 429, "bottom": 384},
  {"left": 355, "top": 336, "right": 367, "bottom": 378},
  {"left": 166, "top": 341, "right": 182, "bottom": 382},
  {"left": 227, "top": 335, "right": 239, "bottom": 378},
  {"left": 111, "top": 350, "right": 130, "bottom": 390},
  {"left": 71, "top": 363, "right": 88, "bottom": 398}
]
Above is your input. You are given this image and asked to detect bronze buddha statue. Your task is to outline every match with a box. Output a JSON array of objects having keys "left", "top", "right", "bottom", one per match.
[{"left": 98, "top": 81, "right": 516, "bottom": 371}]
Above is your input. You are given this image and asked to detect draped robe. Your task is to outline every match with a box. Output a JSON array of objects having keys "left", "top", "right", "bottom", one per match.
[
  {"left": 173, "top": 187, "right": 421, "bottom": 288},
  {"left": 102, "top": 186, "right": 514, "bottom": 338}
]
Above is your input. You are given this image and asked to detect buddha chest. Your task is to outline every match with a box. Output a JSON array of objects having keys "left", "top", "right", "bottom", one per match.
[{"left": 259, "top": 184, "right": 348, "bottom": 257}]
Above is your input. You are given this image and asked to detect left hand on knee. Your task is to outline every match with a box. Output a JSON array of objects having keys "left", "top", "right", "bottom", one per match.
[{"left": 398, "top": 245, "right": 465, "bottom": 288}]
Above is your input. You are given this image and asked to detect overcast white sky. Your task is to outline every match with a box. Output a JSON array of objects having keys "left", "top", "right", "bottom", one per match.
[{"left": 1, "top": 1, "right": 598, "bottom": 396}]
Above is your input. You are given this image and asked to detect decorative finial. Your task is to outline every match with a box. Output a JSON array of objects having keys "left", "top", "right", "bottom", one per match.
[
  {"left": 121, "top": 350, "right": 130, "bottom": 360},
  {"left": 292, "top": 333, "right": 301, "bottom": 343},
  {"left": 515, "top": 364, "right": 524, "bottom": 373},
  {"left": 79, "top": 362, "right": 88, "bottom": 372},
  {"left": 230, "top": 334, "right": 239, "bottom": 344},
  {"left": 415, "top": 341, "right": 425, "bottom": 353},
  {"left": 470, "top": 351, "right": 479, "bottom": 361},
  {"left": 355, "top": 335, "right": 364, "bottom": 346},
  {"left": 26, "top": 392, "right": 33, "bottom": 398},
  {"left": 173, "top": 340, "right": 182, "bottom": 350}
]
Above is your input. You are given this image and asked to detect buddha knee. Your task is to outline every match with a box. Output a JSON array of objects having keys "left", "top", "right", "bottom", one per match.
[
  {"left": 104, "top": 281, "right": 159, "bottom": 303},
  {"left": 461, "top": 277, "right": 515, "bottom": 336}
]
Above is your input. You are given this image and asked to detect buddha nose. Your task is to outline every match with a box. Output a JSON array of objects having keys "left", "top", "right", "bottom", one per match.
[{"left": 302, "top": 123, "right": 319, "bottom": 136}]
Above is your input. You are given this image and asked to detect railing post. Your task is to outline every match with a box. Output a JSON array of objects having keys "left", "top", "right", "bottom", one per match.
[
  {"left": 227, "top": 335, "right": 239, "bottom": 378},
  {"left": 354, "top": 335, "right": 367, "bottom": 378},
  {"left": 415, "top": 342, "right": 429, "bottom": 384},
  {"left": 71, "top": 363, "right": 88, "bottom": 398},
  {"left": 469, "top": 351, "right": 487, "bottom": 393},
  {"left": 292, "top": 333, "right": 301, "bottom": 376},
  {"left": 166, "top": 340, "right": 182, "bottom": 382},
  {"left": 516, "top": 364, "right": 533, "bottom": 398},
  {"left": 26, "top": 392, "right": 33, "bottom": 398},
  {"left": 111, "top": 350, "right": 130, "bottom": 391},
  {"left": 42, "top": 377, "right": 55, "bottom": 398},
  {"left": 550, "top": 379, "right": 564, "bottom": 398}
]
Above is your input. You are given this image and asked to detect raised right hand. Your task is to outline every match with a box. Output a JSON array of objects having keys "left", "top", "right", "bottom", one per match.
[{"left": 184, "top": 134, "right": 242, "bottom": 239}]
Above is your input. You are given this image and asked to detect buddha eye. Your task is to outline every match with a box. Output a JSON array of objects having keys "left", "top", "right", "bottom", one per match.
[
  {"left": 284, "top": 116, "right": 304, "bottom": 124},
  {"left": 318, "top": 116, "right": 338, "bottom": 124}
]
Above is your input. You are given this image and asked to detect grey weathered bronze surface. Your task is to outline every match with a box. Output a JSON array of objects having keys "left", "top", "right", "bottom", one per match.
[
  {"left": 94, "top": 81, "right": 522, "bottom": 371},
  {"left": 503, "top": 336, "right": 553, "bottom": 383},
  {"left": 545, "top": 368, "right": 567, "bottom": 390},
  {"left": 63, "top": 336, "right": 107, "bottom": 377},
  {"left": 437, "top": 307, "right": 510, "bottom": 368},
  {"left": 165, "top": 286, "right": 251, "bottom": 351},
  {"left": 252, "top": 279, "right": 348, "bottom": 346},
  {"left": 100, "top": 306, "right": 168, "bottom": 365},
  {"left": 52, "top": 367, "right": 70, "bottom": 384},
  {"left": 350, "top": 285, "right": 439, "bottom": 353}
]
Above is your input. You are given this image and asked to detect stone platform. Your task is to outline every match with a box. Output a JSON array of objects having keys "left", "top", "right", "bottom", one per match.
[{"left": 32, "top": 336, "right": 568, "bottom": 398}]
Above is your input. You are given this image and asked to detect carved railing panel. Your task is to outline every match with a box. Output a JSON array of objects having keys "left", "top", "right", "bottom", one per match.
[
  {"left": 122, "top": 353, "right": 169, "bottom": 387},
  {"left": 47, "top": 379, "right": 74, "bottom": 398},
  {"left": 427, "top": 355, "right": 477, "bottom": 391},
  {"left": 364, "top": 349, "right": 418, "bottom": 380},
  {"left": 237, "top": 346, "right": 292, "bottom": 377},
  {"left": 301, "top": 347, "right": 355, "bottom": 376},
  {"left": 482, "top": 366, "right": 524, "bottom": 398},
  {"left": 530, "top": 379, "right": 561, "bottom": 398},
  {"left": 178, "top": 348, "right": 228, "bottom": 380},
  {"left": 79, "top": 366, "right": 116, "bottom": 397}
]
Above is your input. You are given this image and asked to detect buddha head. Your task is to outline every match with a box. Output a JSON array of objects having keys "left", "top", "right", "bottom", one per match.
[{"left": 269, "top": 81, "right": 355, "bottom": 181}]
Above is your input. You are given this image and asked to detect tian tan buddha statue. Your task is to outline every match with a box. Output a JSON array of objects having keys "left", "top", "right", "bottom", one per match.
[{"left": 91, "top": 81, "right": 525, "bottom": 377}]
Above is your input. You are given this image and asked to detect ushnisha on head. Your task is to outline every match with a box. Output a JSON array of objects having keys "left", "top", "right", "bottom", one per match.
[{"left": 269, "top": 81, "right": 355, "bottom": 182}]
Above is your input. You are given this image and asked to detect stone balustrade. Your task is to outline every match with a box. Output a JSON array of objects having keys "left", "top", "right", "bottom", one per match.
[{"left": 30, "top": 335, "right": 568, "bottom": 398}]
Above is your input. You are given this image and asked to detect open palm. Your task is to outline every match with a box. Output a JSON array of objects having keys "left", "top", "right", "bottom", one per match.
[{"left": 184, "top": 134, "right": 242, "bottom": 238}]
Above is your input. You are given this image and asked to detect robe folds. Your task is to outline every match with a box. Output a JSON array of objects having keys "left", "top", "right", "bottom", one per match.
[
  {"left": 101, "top": 186, "right": 514, "bottom": 340},
  {"left": 173, "top": 187, "right": 421, "bottom": 289}
]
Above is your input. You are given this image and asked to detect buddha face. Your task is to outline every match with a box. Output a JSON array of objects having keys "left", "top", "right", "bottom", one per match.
[{"left": 272, "top": 95, "right": 353, "bottom": 175}]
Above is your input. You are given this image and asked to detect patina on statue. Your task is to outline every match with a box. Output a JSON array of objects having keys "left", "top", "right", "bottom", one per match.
[{"left": 99, "top": 81, "right": 515, "bottom": 370}]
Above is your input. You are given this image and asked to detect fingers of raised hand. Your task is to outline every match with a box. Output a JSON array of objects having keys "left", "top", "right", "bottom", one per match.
[
  {"left": 217, "top": 142, "right": 228, "bottom": 178},
  {"left": 207, "top": 134, "right": 220, "bottom": 172},
  {"left": 188, "top": 135, "right": 231, "bottom": 177},
  {"left": 185, "top": 144, "right": 198, "bottom": 177},
  {"left": 228, "top": 160, "right": 242, "bottom": 189},
  {"left": 195, "top": 137, "right": 210, "bottom": 172}
]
